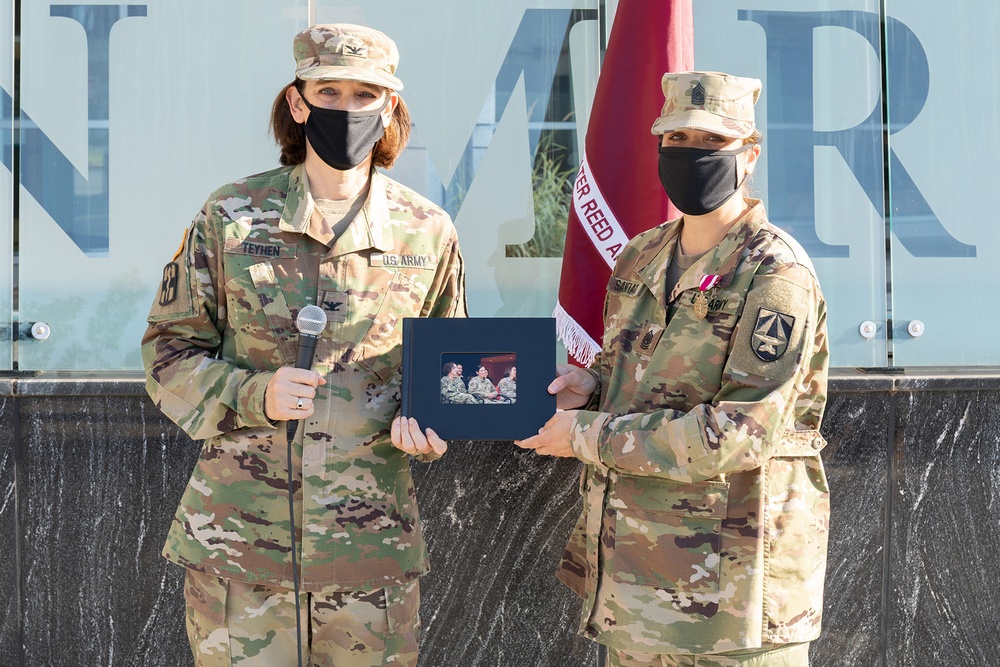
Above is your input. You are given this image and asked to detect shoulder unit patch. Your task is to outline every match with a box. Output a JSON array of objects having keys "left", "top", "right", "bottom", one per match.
[
  {"left": 158, "top": 262, "right": 180, "bottom": 306},
  {"left": 752, "top": 307, "right": 794, "bottom": 361}
]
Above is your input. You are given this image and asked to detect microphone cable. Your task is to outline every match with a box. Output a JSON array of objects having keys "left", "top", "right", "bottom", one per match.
[
  {"left": 285, "top": 422, "right": 305, "bottom": 667},
  {"left": 285, "top": 305, "right": 327, "bottom": 667}
]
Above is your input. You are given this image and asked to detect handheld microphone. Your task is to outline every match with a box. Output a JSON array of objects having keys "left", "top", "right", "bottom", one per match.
[{"left": 286, "top": 305, "right": 328, "bottom": 441}]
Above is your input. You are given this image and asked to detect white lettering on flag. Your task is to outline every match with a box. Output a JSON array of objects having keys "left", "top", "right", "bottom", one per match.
[{"left": 572, "top": 152, "right": 630, "bottom": 269}]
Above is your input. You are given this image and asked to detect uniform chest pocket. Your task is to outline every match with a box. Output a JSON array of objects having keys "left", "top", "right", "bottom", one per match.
[
  {"left": 608, "top": 476, "right": 729, "bottom": 599},
  {"left": 224, "top": 260, "right": 296, "bottom": 369},
  {"left": 354, "top": 270, "right": 426, "bottom": 384}
]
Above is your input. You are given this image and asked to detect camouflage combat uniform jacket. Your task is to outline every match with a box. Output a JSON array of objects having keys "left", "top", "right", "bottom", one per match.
[
  {"left": 440, "top": 376, "right": 476, "bottom": 404},
  {"left": 142, "top": 164, "right": 466, "bottom": 592},
  {"left": 467, "top": 376, "right": 497, "bottom": 401},
  {"left": 559, "top": 201, "right": 829, "bottom": 654}
]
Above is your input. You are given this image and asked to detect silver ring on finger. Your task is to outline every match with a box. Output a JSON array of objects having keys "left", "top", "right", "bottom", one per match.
[{"left": 296, "top": 398, "right": 304, "bottom": 410}]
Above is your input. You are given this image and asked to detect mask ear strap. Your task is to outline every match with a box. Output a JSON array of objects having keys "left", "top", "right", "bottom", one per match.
[{"left": 735, "top": 141, "right": 757, "bottom": 188}]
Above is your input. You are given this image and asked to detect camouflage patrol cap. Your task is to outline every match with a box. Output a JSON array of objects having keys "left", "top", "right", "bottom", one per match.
[
  {"left": 294, "top": 23, "right": 403, "bottom": 91},
  {"left": 650, "top": 71, "right": 761, "bottom": 139}
]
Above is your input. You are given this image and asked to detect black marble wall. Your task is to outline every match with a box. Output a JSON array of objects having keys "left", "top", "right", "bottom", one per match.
[
  {"left": 888, "top": 385, "right": 1000, "bottom": 666},
  {"left": 1, "top": 383, "right": 19, "bottom": 667},
  {"left": 1, "top": 374, "right": 998, "bottom": 666}
]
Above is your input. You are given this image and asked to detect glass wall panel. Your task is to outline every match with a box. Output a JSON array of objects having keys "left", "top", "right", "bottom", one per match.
[
  {"left": 0, "top": 0, "right": 12, "bottom": 370},
  {"left": 694, "top": 1, "right": 888, "bottom": 369},
  {"left": 16, "top": 0, "right": 600, "bottom": 369},
  {"left": 17, "top": 1, "right": 307, "bottom": 369},
  {"left": 316, "top": 1, "right": 600, "bottom": 320},
  {"left": 885, "top": 3, "right": 1000, "bottom": 365}
]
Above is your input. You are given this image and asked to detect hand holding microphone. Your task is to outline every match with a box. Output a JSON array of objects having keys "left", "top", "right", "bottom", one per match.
[{"left": 263, "top": 306, "right": 328, "bottom": 431}]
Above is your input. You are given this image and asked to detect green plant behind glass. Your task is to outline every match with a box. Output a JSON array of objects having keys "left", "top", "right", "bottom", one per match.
[{"left": 506, "top": 136, "right": 575, "bottom": 258}]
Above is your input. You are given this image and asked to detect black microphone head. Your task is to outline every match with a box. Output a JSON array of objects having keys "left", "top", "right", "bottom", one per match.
[{"left": 296, "top": 305, "right": 327, "bottom": 336}]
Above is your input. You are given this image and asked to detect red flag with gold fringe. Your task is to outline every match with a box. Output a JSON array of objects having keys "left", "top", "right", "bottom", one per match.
[{"left": 554, "top": 0, "right": 693, "bottom": 365}]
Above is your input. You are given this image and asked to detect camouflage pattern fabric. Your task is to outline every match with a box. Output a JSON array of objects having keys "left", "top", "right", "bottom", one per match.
[
  {"left": 184, "top": 569, "right": 420, "bottom": 666},
  {"left": 610, "top": 641, "right": 810, "bottom": 667},
  {"left": 558, "top": 200, "right": 829, "bottom": 655},
  {"left": 294, "top": 23, "right": 403, "bottom": 91},
  {"left": 650, "top": 71, "right": 761, "bottom": 139},
  {"left": 142, "top": 164, "right": 467, "bottom": 592},
  {"left": 439, "top": 376, "right": 479, "bottom": 404},
  {"left": 497, "top": 377, "right": 516, "bottom": 401},
  {"left": 467, "top": 376, "right": 498, "bottom": 402}
]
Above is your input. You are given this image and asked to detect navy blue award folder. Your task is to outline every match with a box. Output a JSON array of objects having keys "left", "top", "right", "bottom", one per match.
[{"left": 400, "top": 317, "right": 557, "bottom": 441}]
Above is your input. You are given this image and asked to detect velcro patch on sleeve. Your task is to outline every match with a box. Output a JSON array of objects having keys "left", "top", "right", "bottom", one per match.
[
  {"left": 158, "top": 263, "right": 180, "bottom": 306},
  {"left": 147, "top": 227, "right": 197, "bottom": 322},
  {"left": 729, "top": 274, "right": 811, "bottom": 381}
]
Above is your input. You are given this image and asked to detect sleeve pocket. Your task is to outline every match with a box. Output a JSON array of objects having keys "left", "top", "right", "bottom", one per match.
[{"left": 183, "top": 568, "right": 228, "bottom": 627}]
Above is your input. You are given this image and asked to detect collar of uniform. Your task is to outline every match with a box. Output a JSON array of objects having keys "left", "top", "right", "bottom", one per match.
[
  {"left": 633, "top": 220, "right": 682, "bottom": 307},
  {"left": 324, "top": 168, "right": 393, "bottom": 258},
  {"left": 666, "top": 199, "right": 768, "bottom": 303},
  {"left": 277, "top": 164, "right": 394, "bottom": 256},
  {"left": 278, "top": 163, "right": 313, "bottom": 234}
]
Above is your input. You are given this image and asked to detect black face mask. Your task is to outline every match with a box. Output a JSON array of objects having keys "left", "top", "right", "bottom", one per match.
[
  {"left": 302, "top": 95, "right": 389, "bottom": 171},
  {"left": 657, "top": 143, "right": 754, "bottom": 216}
]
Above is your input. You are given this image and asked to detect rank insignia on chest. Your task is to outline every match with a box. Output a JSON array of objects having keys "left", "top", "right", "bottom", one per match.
[
  {"left": 635, "top": 323, "right": 665, "bottom": 355},
  {"left": 752, "top": 307, "right": 795, "bottom": 361},
  {"left": 320, "top": 290, "right": 349, "bottom": 323},
  {"left": 158, "top": 262, "right": 179, "bottom": 306}
]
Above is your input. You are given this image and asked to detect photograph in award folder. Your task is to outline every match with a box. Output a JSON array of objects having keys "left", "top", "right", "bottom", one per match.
[
  {"left": 401, "top": 318, "right": 556, "bottom": 441},
  {"left": 440, "top": 354, "right": 516, "bottom": 405}
]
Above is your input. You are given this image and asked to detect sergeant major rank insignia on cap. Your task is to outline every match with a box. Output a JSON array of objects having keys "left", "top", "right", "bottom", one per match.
[
  {"left": 691, "top": 81, "right": 706, "bottom": 106},
  {"left": 752, "top": 307, "right": 794, "bottom": 362}
]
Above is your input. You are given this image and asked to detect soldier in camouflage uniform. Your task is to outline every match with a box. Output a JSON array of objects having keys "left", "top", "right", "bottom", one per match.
[
  {"left": 467, "top": 366, "right": 500, "bottom": 403},
  {"left": 497, "top": 366, "right": 516, "bottom": 403},
  {"left": 142, "top": 23, "right": 466, "bottom": 667},
  {"left": 518, "top": 72, "right": 829, "bottom": 666},
  {"left": 440, "top": 362, "right": 479, "bottom": 404}
]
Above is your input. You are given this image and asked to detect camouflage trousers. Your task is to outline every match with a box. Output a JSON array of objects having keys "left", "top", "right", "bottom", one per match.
[
  {"left": 183, "top": 569, "right": 420, "bottom": 666},
  {"left": 609, "top": 642, "right": 811, "bottom": 667}
]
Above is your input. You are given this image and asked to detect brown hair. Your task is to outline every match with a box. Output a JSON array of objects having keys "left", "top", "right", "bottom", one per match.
[
  {"left": 269, "top": 80, "right": 411, "bottom": 168},
  {"left": 741, "top": 129, "right": 763, "bottom": 195}
]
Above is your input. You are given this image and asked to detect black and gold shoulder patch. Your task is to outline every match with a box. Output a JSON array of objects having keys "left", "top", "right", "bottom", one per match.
[
  {"left": 752, "top": 308, "right": 795, "bottom": 361},
  {"left": 158, "top": 262, "right": 180, "bottom": 306}
]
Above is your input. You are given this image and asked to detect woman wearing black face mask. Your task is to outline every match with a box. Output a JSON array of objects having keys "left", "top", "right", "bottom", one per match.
[
  {"left": 520, "top": 71, "right": 830, "bottom": 667},
  {"left": 143, "top": 22, "right": 466, "bottom": 667}
]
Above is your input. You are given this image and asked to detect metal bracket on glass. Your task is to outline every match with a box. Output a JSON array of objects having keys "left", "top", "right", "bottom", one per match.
[
  {"left": 19, "top": 322, "right": 51, "bottom": 341},
  {"left": 858, "top": 321, "right": 877, "bottom": 340}
]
